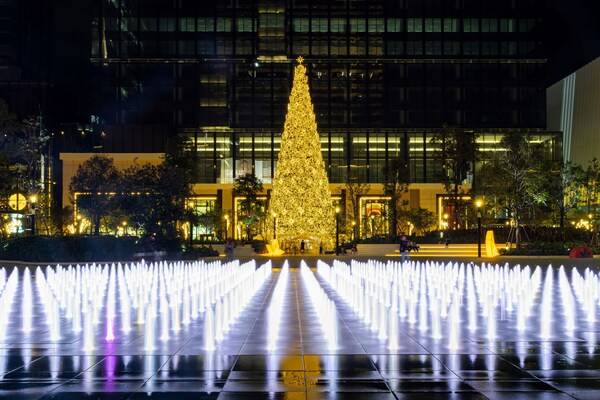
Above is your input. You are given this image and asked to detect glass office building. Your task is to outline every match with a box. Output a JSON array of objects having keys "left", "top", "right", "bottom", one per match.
[{"left": 58, "top": 0, "right": 561, "bottom": 239}]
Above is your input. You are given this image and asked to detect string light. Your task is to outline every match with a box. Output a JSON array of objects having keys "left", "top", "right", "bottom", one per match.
[{"left": 268, "top": 56, "right": 335, "bottom": 249}]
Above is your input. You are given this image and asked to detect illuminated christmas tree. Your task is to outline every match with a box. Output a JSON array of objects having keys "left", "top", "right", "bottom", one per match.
[{"left": 268, "top": 56, "right": 335, "bottom": 249}]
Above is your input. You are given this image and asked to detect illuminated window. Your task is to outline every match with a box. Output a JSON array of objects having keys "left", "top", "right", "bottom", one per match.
[
  {"left": 386, "top": 18, "right": 403, "bottom": 33},
  {"left": 463, "top": 18, "right": 479, "bottom": 33},
  {"left": 330, "top": 18, "right": 346, "bottom": 33},
  {"left": 499, "top": 18, "right": 516, "bottom": 32},
  {"left": 312, "top": 18, "right": 328, "bottom": 33},
  {"left": 368, "top": 18, "right": 385, "bottom": 33},
  {"left": 293, "top": 17, "right": 309, "bottom": 32},
  {"left": 425, "top": 18, "right": 441, "bottom": 32},
  {"left": 443, "top": 18, "right": 458, "bottom": 32},
  {"left": 350, "top": 18, "right": 366, "bottom": 33},
  {"left": 237, "top": 17, "right": 254, "bottom": 32},
  {"left": 407, "top": 18, "right": 423, "bottom": 32},
  {"left": 216, "top": 17, "right": 232, "bottom": 32},
  {"left": 180, "top": 17, "right": 195, "bottom": 32},
  {"left": 481, "top": 18, "right": 498, "bottom": 33},
  {"left": 198, "top": 17, "right": 215, "bottom": 32}
]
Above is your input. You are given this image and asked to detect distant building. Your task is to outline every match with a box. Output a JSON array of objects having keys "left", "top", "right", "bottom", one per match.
[
  {"left": 6, "top": 0, "right": 563, "bottom": 239},
  {"left": 547, "top": 56, "right": 600, "bottom": 166}
]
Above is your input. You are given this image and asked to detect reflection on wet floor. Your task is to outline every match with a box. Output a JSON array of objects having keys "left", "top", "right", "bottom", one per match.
[{"left": 0, "top": 259, "right": 598, "bottom": 399}]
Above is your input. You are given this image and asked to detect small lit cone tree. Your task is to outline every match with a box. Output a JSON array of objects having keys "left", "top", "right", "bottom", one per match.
[{"left": 268, "top": 57, "right": 335, "bottom": 250}]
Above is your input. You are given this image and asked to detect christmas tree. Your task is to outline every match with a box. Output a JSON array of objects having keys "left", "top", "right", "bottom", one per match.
[{"left": 269, "top": 57, "right": 335, "bottom": 249}]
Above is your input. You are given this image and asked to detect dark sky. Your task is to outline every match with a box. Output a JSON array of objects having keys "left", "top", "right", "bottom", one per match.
[{"left": 546, "top": 0, "right": 600, "bottom": 85}]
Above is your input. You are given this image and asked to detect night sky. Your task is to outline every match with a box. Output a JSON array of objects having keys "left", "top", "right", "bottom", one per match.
[{"left": 546, "top": 0, "right": 600, "bottom": 84}]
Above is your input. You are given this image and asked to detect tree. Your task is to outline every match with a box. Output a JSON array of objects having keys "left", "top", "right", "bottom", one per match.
[
  {"left": 117, "top": 161, "right": 193, "bottom": 243},
  {"left": 345, "top": 178, "right": 369, "bottom": 240},
  {"left": 269, "top": 57, "right": 335, "bottom": 247},
  {"left": 572, "top": 159, "right": 600, "bottom": 216},
  {"left": 234, "top": 173, "right": 265, "bottom": 241},
  {"left": 382, "top": 155, "right": 409, "bottom": 239},
  {"left": 477, "top": 133, "right": 545, "bottom": 247},
  {"left": 70, "top": 156, "right": 120, "bottom": 235},
  {"left": 430, "top": 126, "right": 477, "bottom": 229},
  {"left": 399, "top": 208, "right": 436, "bottom": 236}
]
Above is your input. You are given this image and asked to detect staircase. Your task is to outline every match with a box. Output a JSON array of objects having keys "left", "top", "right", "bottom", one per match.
[{"left": 386, "top": 243, "right": 482, "bottom": 258}]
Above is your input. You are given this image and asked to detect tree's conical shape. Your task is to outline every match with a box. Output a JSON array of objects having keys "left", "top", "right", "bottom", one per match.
[{"left": 269, "top": 57, "right": 335, "bottom": 248}]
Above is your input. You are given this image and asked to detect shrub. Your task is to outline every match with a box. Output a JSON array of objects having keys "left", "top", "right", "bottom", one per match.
[{"left": 0, "top": 236, "right": 140, "bottom": 262}]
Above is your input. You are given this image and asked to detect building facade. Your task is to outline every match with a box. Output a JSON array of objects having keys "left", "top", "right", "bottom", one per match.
[
  {"left": 56, "top": 0, "right": 561, "bottom": 239},
  {"left": 547, "top": 56, "right": 600, "bottom": 166}
]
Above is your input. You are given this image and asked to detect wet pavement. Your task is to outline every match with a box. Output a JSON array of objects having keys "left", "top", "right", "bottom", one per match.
[{"left": 0, "top": 260, "right": 598, "bottom": 399}]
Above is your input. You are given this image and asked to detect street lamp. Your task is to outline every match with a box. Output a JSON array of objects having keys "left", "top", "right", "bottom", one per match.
[
  {"left": 272, "top": 212, "right": 277, "bottom": 240},
  {"left": 335, "top": 206, "right": 341, "bottom": 255},
  {"left": 29, "top": 194, "right": 38, "bottom": 236},
  {"left": 475, "top": 199, "right": 483, "bottom": 258},
  {"left": 352, "top": 220, "right": 357, "bottom": 241},
  {"left": 122, "top": 220, "right": 128, "bottom": 236}
]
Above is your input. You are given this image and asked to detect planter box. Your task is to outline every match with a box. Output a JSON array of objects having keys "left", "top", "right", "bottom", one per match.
[{"left": 234, "top": 245, "right": 255, "bottom": 257}]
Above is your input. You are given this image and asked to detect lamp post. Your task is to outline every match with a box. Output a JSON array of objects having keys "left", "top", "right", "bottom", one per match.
[
  {"left": 475, "top": 199, "right": 483, "bottom": 258},
  {"left": 335, "top": 206, "right": 340, "bottom": 255},
  {"left": 122, "top": 220, "right": 128, "bottom": 236},
  {"left": 272, "top": 212, "right": 277, "bottom": 240},
  {"left": 29, "top": 194, "right": 38, "bottom": 236},
  {"left": 352, "top": 220, "right": 357, "bottom": 241}
]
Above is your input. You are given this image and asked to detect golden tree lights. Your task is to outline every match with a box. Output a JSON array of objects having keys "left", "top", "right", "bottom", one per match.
[{"left": 268, "top": 56, "right": 335, "bottom": 249}]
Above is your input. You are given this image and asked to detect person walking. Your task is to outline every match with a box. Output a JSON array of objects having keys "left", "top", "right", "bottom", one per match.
[
  {"left": 399, "top": 235, "right": 410, "bottom": 263},
  {"left": 225, "top": 238, "right": 235, "bottom": 260}
]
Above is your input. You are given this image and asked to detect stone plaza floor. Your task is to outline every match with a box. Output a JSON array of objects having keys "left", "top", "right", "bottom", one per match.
[{"left": 0, "top": 259, "right": 599, "bottom": 399}]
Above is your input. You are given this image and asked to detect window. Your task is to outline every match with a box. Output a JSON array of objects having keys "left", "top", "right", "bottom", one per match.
[
  {"left": 312, "top": 18, "right": 328, "bottom": 33},
  {"left": 179, "top": 40, "right": 195, "bottom": 55},
  {"left": 198, "top": 39, "right": 215, "bottom": 55},
  {"left": 180, "top": 17, "right": 195, "bottom": 32},
  {"left": 216, "top": 18, "right": 232, "bottom": 32},
  {"left": 350, "top": 18, "right": 366, "bottom": 33},
  {"left": 407, "top": 18, "right": 423, "bottom": 33},
  {"left": 463, "top": 18, "right": 479, "bottom": 33},
  {"left": 406, "top": 41, "right": 423, "bottom": 55},
  {"left": 500, "top": 18, "right": 516, "bottom": 32},
  {"left": 386, "top": 18, "right": 403, "bottom": 33},
  {"left": 519, "top": 18, "right": 536, "bottom": 33},
  {"left": 125, "top": 17, "right": 138, "bottom": 32},
  {"left": 198, "top": 17, "right": 214, "bottom": 32},
  {"left": 139, "top": 17, "right": 156, "bottom": 31},
  {"left": 444, "top": 41, "right": 460, "bottom": 55},
  {"left": 368, "top": 18, "right": 385, "bottom": 33},
  {"left": 159, "top": 17, "right": 176, "bottom": 32},
  {"left": 236, "top": 17, "right": 254, "bottom": 32},
  {"left": 330, "top": 38, "right": 347, "bottom": 55},
  {"left": 425, "top": 41, "right": 441, "bottom": 55},
  {"left": 481, "top": 18, "right": 498, "bottom": 33},
  {"left": 500, "top": 41, "right": 517, "bottom": 55},
  {"left": 260, "top": 13, "right": 284, "bottom": 29},
  {"left": 330, "top": 18, "right": 346, "bottom": 33},
  {"left": 425, "top": 18, "right": 441, "bottom": 32},
  {"left": 293, "top": 17, "right": 309, "bottom": 32},
  {"left": 443, "top": 18, "right": 458, "bottom": 32},
  {"left": 482, "top": 41, "right": 497, "bottom": 55},
  {"left": 386, "top": 41, "right": 404, "bottom": 55},
  {"left": 464, "top": 41, "right": 479, "bottom": 55}
]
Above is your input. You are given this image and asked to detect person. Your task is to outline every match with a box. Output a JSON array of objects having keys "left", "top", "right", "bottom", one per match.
[
  {"left": 445, "top": 238, "right": 450, "bottom": 248},
  {"left": 225, "top": 238, "right": 234, "bottom": 259},
  {"left": 319, "top": 242, "right": 324, "bottom": 255},
  {"left": 300, "top": 240, "right": 305, "bottom": 254},
  {"left": 351, "top": 242, "right": 357, "bottom": 255},
  {"left": 399, "top": 235, "right": 410, "bottom": 263}
]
